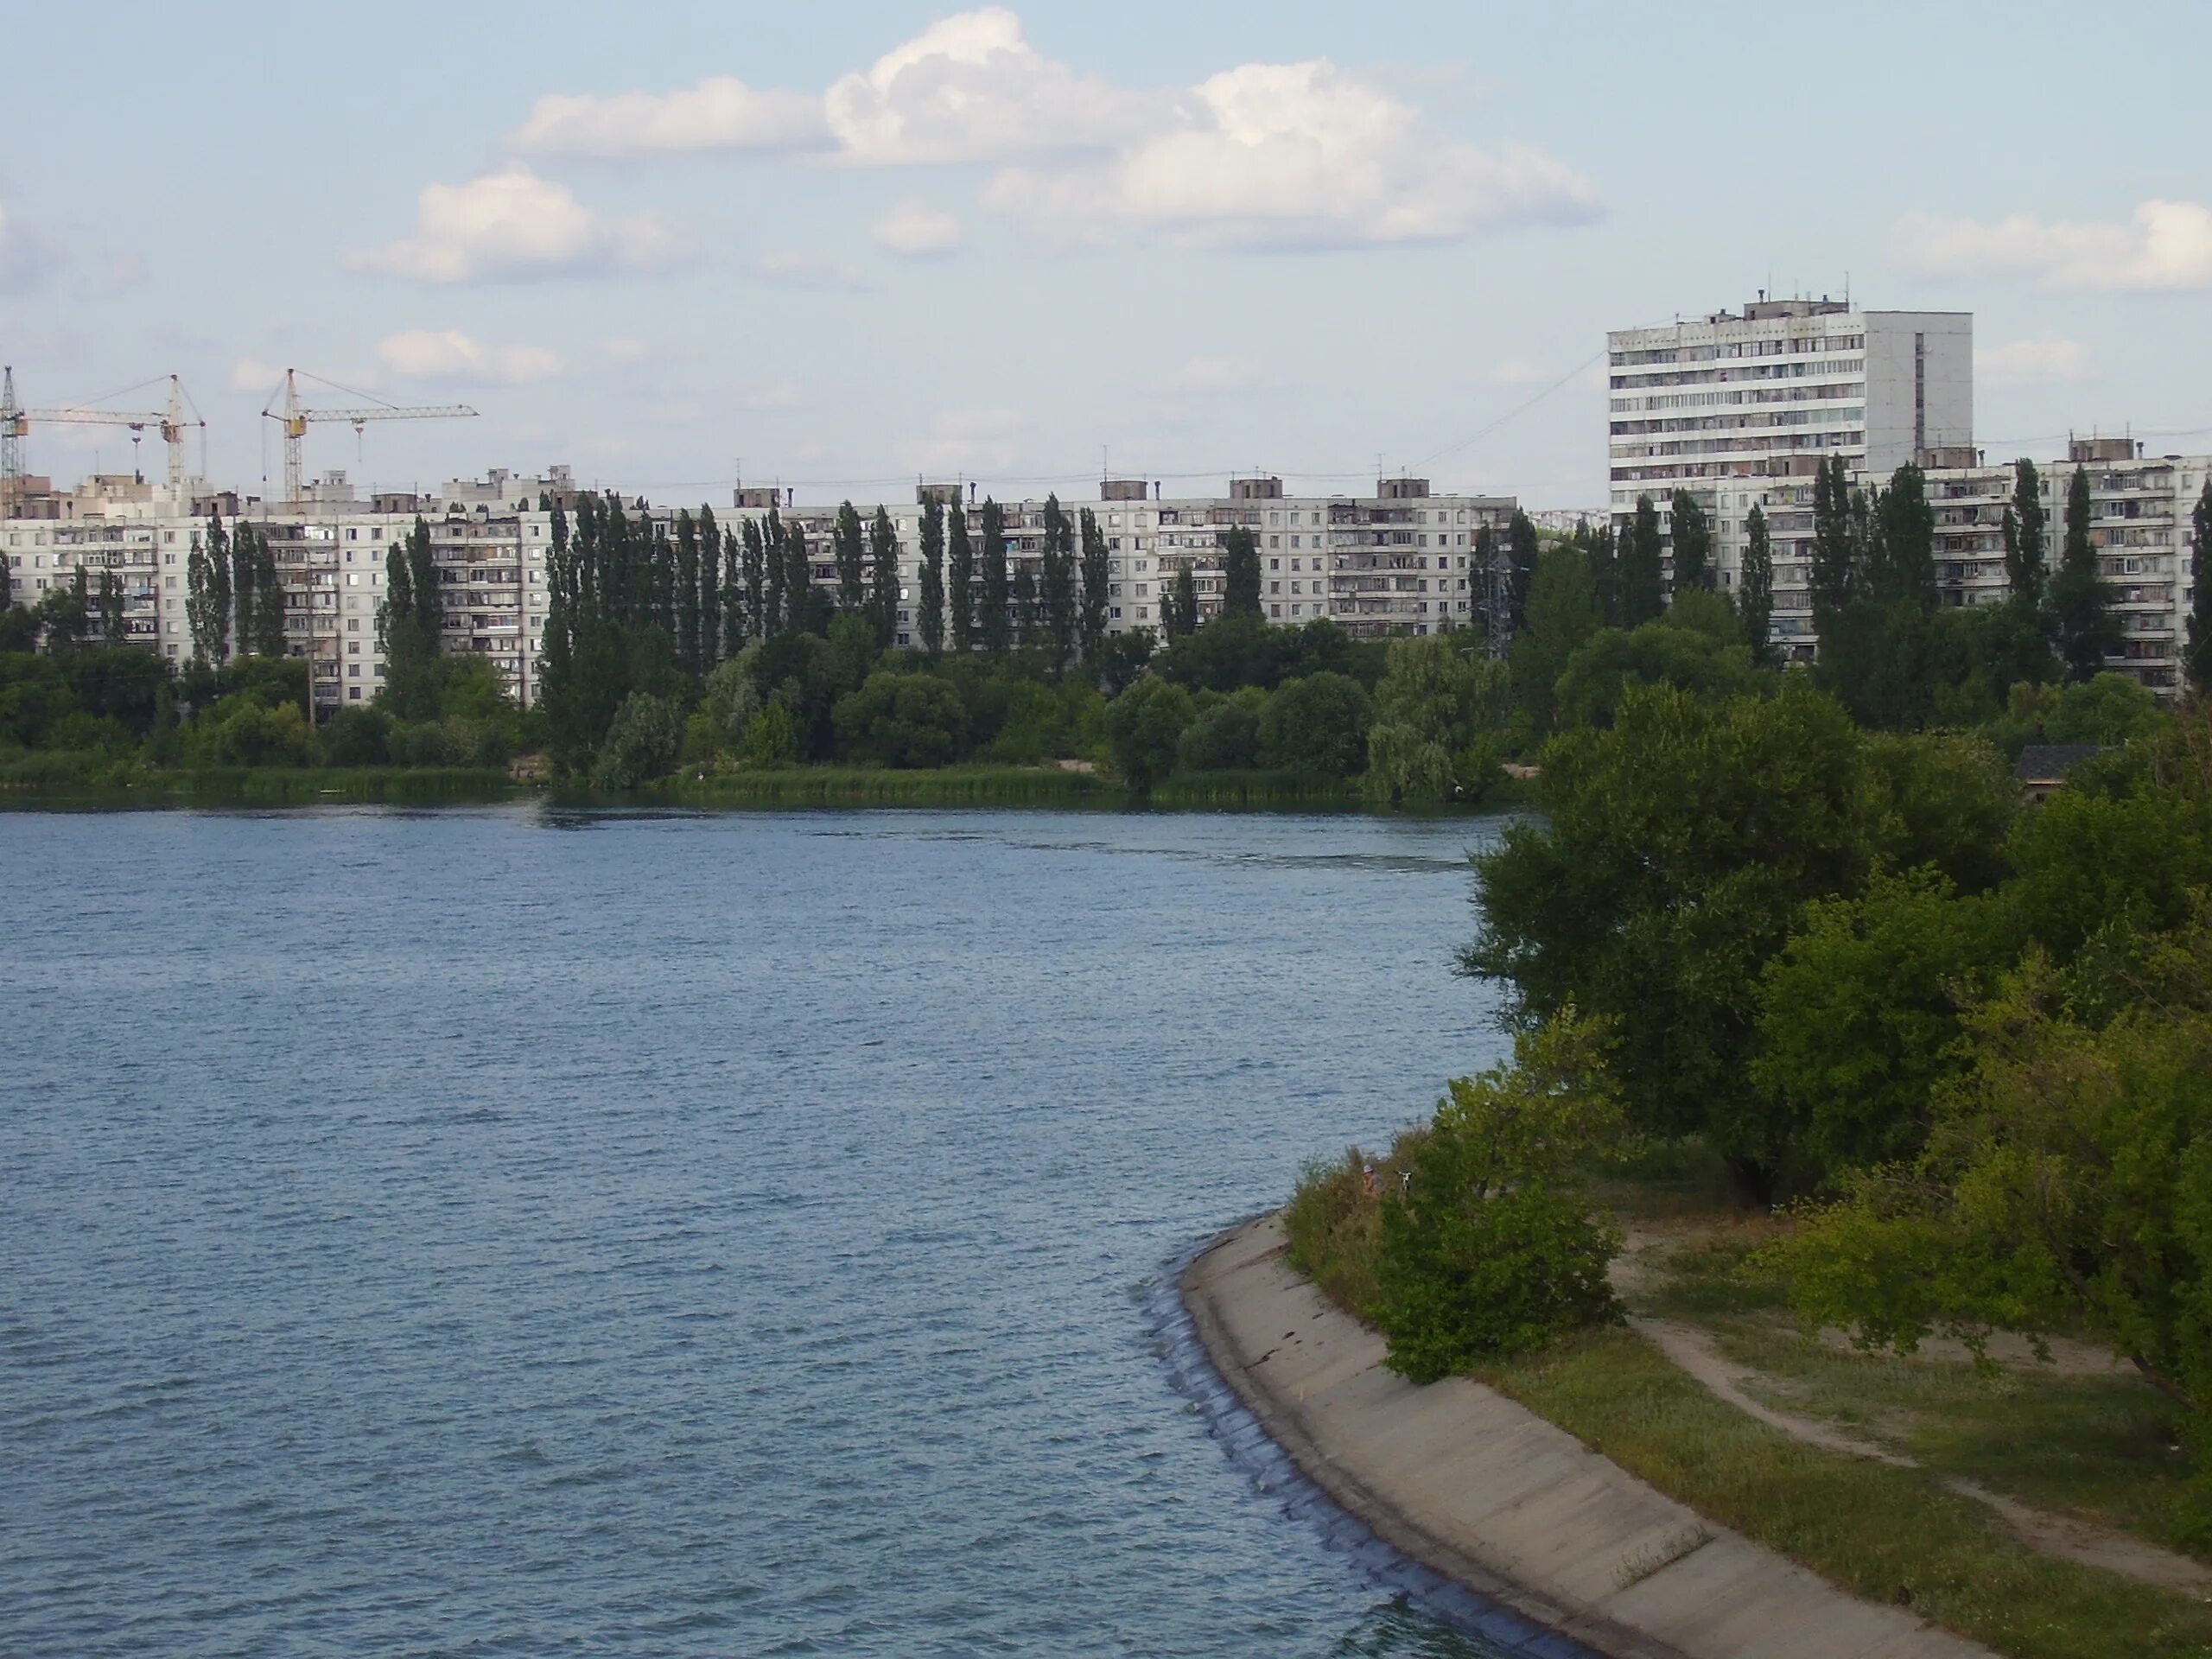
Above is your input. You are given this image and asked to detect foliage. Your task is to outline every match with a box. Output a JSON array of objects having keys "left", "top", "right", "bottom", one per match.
[
  {"left": 1553, "top": 601, "right": 1765, "bottom": 728},
  {"left": 917, "top": 499, "right": 946, "bottom": 656},
  {"left": 832, "top": 671, "right": 969, "bottom": 768},
  {"left": 1668, "top": 490, "right": 1711, "bottom": 591},
  {"left": 1366, "top": 632, "right": 1509, "bottom": 804},
  {"left": 2192, "top": 477, "right": 2212, "bottom": 697},
  {"left": 1220, "top": 525, "right": 1262, "bottom": 620},
  {"left": 1257, "top": 671, "right": 1372, "bottom": 777},
  {"left": 1101, "top": 674, "right": 1194, "bottom": 790},
  {"left": 589, "top": 690, "right": 684, "bottom": 789},
  {"left": 1509, "top": 543, "right": 1602, "bottom": 742},
  {"left": 2051, "top": 468, "right": 2119, "bottom": 682},
  {"left": 1620, "top": 494, "right": 1664, "bottom": 626},
  {"left": 735, "top": 702, "right": 799, "bottom": 769},
  {"left": 1739, "top": 505, "right": 1775, "bottom": 667},
  {"left": 1175, "top": 686, "right": 1266, "bottom": 772},
  {"left": 2005, "top": 458, "right": 2049, "bottom": 613},
  {"left": 2044, "top": 671, "right": 2162, "bottom": 746}
]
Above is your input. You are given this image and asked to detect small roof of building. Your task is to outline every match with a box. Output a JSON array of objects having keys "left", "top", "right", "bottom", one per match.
[{"left": 2013, "top": 744, "right": 2102, "bottom": 784}]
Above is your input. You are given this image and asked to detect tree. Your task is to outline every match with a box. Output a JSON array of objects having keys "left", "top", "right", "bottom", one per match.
[
  {"left": 188, "top": 515, "right": 232, "bottom": 666},
  {"left": 832, "top": 500, "right": 866, "bottom": 613},
  {"left": 1221, "top": 524, "right": 1262, "bottom": 620},
  {"left": 1811, "top": 454, "right": 1855, "bottom": 619},
  {"left": 1177, "top": 686, "right": 1267, "bottom": 772},
  {"left": 1372, "top": 1013, "right": 1626, "bottom": 1382},
  {"left": 232, "top": 521, "right": 258, "bottom": 655},
  {"left": 1257, "top": 671, "right": 1372, "bottom": 777},
  {"left": 1078, "top": 507, "right": 1110, "bottom": 664},
  {"left": 918, "top": 499, "right": 947, "bottom": 656},
  {"left": 590, "top": 690, "right": 683, "bottom": 788},
  {"left": 96, "top": 570, "right": 125, "bottom": 646},
  {"left": 1506, "top": 510, "right": 1541, "bottom": 628},
  {"left": 1165, "top": 560, "right": 1199, "bottom": 642},
  {"left": 1366, "top": 632, "right": 1509, "bottom": 804},
  {"left": 698, "top": 505, "right": 722, "bottom": 665},
  {"left": 1010, "top": 561, "right": 1039, "bottom": 646},
  {"left": 1552, "top": 605, "right": 1765, "bottom": 730},
  {"left": 868, "top": 505, "right": 900, "bottom": 647},
  {"left": 977, "top": 499, "right": 1009, "bottom": 652},
  {"left": 948, "top": 502, "right": 976, "bottom": 652},
  {"left": 1040, "top": 494, "right": 1079, "bottom": 663},
  {"left": 783, "top": 516, "right": 814, "bottom": 634},
  {"left": 743, "top": 517, "right": 770, "bottom": 645},
  {"left": 1619, "top": 495, "right": 1664, "bottom": 626},
  {"left": 833, "top": 671, "right": 969, "bottom": 767},
  {"left": 1586, "top": 521, "right": 1620, "bottom": 628},
  {"left": 1667, "top": 491, "right": 1710, "bottom": 593},
  {"left": 2051, "top": 467, "right": 2117, "bottom": 681},
  {"left": 1509, "top": 543, "right": 1602, "bottom": 741},
  {"left": 676, "top": 509, "right": 702, "bottom": 674},
  {"left": 1870, "top": 463, "right": 1936, "bottom": 609},
  {"left": 250, "top": 526, "right": 284, "bottom": 657},
  {"left": 2190, "top": 477, "right": 2212, "bottom": 696},
  {"left": 2005, "top": 458, "right": 2049, "bottom": 613},
  {"left": 1102, "top": 674, "right": 1194, "bottom": 789},
  {"left": 1739, "top": 504, "right": 1775, "bottom": 666}
]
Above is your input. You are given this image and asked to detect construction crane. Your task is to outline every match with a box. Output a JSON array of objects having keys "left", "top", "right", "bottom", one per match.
[
  {"left": 0, "top": 369, "right": 206, "bottom": 518},
  {"left": 262, "top": 369, "right": 475, "bottom": 506}
]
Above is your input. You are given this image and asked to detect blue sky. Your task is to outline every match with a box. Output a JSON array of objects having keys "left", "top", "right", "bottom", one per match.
[{"left": 4, "top": 1, "right": 2208, "bottom": 507}]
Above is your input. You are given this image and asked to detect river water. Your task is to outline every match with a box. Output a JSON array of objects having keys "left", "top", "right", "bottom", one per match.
[{"left": 1, "top": 805, "right": 1522, "bottom": 1658}]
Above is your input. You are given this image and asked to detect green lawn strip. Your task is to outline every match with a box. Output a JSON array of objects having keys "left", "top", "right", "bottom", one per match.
[
  {"left": 1474, "top": 1327, "right": 2212, "bottom": 1659},
  {"left": 1694, "top": 1314, "right": 2206, "bottom": 1561}
]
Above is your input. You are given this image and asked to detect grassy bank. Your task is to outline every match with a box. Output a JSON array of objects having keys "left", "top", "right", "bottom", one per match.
[
  {"left": 1282, "top": 1150, "right": 2212, "bottom": 1659},
  {"left": 1, "top": 753, "right": 519, "bottom": 804},
  {"left": 658, "top": 764, "right": 1117, "bottom": 808}
]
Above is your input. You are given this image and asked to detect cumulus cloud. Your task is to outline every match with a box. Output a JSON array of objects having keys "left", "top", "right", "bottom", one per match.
[
  {"left": 1893, "top": 200, "right": 2212, "bottom": 291},
  {"left": 1976, "top": 333, "right": 2095, "bottom": 385},
  {"left": 825, "top": 8, "right": 1165, "bottom": 165},
  {"left": 987, "top": 60, "right": 1599, "bottom": 250},
  {"left": 1164, "top": 355, "right": 1271, "bottom": 394},
  {"left": 347, "top": 168, "right": 684, "bottom": 283},
  {"left": 376, "top": 328, "right": 565, "bottom": 385},
  {"left": 509, "top": 75, "right": 828, "bottom": 159},
  {"left": 749, "top": 251, "right": 872, "bottom": 292},
  {"left": 896, "top": 407, "right": 1023, "bottom": 474},
  {"left": 872, "top": 197, "right": 963, "bottom": 257}
]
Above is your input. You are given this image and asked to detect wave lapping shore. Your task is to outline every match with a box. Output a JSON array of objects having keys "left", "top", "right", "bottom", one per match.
[{"left": 1180, "top": 1216, "right": 1998, "bottom": 1659}]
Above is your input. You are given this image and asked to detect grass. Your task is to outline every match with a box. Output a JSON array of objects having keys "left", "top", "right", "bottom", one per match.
[
  {"left": 0, "top": 758, "right": 518, "bottom": 804},
  {"left": 1475, "top": 1329, "right": 2212, "bottom": 1659},
  {"left": 657, "top": 764, "right": 1117, "bottom": 808}
]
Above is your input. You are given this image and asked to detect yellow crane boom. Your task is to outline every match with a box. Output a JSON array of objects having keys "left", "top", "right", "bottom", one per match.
[{"left": 260, "top": 369, "right": 477, "bottom": 505}]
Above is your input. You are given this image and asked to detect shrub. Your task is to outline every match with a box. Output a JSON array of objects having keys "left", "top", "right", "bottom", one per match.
[
  {"left": 1175, "top": 686, "right": 1266, "bottom": 772},
  {"left": 321, "top": 706, "right": 392, "bottom": 767},
  {"left": 205, "top": 700, "right": 315, "bottom": 767},
  {"left": 735, "top": 703, "right": 799, "bottom": 769},
  {"left": 1259, "top": 671, "right": 1372, "bottom": 777},
  {"left": 1102, "top": 675, "right": 1194, "bottom": 790},
  {"left": 832, "top": 671, "right": 969, "bottom": 768},
  {"left": 590, "top": 691, "right": 683, "bottom": 789}
]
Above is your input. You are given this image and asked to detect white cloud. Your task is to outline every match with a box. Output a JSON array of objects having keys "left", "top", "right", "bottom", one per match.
[
  {"left": 984, "top": 59, "right": 1599, "bottom": 250},
  {"left": 825, "top": 8, "right": 1165, "bottom": 165},
  {"left": 1976, "top": 333, "right": 2095, "bottom": 385},
  {"left": 749, "top": 251, "right": 872, "bottom": 292},
  {"left": 509, "top": 75, "right": 828, "bottom": 159},
  {"left": 872, "top": 196, "right": 963, "bottom": 257},
  {"left": 601, "top": 334, "right": 651, "bottom": 364},
  {"left": 375, "top": 328, "right": 565, "bottom": 385},
  {"left": 347, "top": 168, "right": 684, "bottom": 283},
  {"left": 743, "top": 378, "right": 804, "bottom": 411},
  {"left": 1893, "top": 200, "right": 2212, "bottom": 291},
  {"left": 895, "top": 407, "right": 1023, "bottom": 474},
  {"left": 1164, "top": 355, "right": 1271, "bottom": 394},
  {"left": 228, "top": 357, "right": 283, "bottom": 395}
]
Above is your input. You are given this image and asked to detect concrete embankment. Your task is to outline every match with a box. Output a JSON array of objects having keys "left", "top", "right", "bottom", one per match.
[{"left": 1181, "top": 1215, "right": 1998, "bottom": 1659}]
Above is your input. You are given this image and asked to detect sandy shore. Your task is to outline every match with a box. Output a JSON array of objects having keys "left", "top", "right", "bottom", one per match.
[{"left": 1180, "top": 1214, "right": 1997, "bottom": 1659}]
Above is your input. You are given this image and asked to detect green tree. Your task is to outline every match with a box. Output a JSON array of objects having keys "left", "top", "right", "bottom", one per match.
[
  {"left": 744, "top": 516, "right": 770, "bottom": 645},
  {"left": 1509, "top": 542, "right": 1603, "bottom": 741},
  {"left": 96, "top": 570, "right": 125, "bottom": 646},
  {"left": 978, "top": 499, "right": 1009, "bottom": 652},
  {"left": 1870, "top": 463, "right": 1936, "bottom": 609},
  {"left": 1176, "top": 685, "right": 1267, "bottom": 772},
  {"left": 783, "top": 516, "right": 815, "bottom": 634},
  {"left": 868, "top": 505, "right": 901, "bottom": 647},
  {"left": 1811, "top": 454, "right": 1855, "bottom": 619},
  {"left": 698, "top": 505, "right": 721, "bottom": 666},
  {"left": 833, "top": 671, "right": 969, "bottom": 767},
  {"left": 231, "top": 520, "right": 257, "bottom": 654},
  {"left": 675, "top": 509, "right": 702, "bottom": 674},
  {"left": 948, "top": 501, "right": 976, "bottom": 652},
  {"left": 2046, "top": 670, "right": 2163, "bottom": 746},
  {"left": 2190, "top": 478, "right": 2212, "bottom": 696},
  {"left": 1619, "top": 494, "right": 1664, "bottom": 626},
  {"left": 1667, "top": 490, "right": 1711, "bottom": 593},
  {"left": 1586, "top": 521, "right": 1619, "bottom": 628},
  {"left": 1165, "top": 559, "right": 1199, "bottom": 642},
  {"left": 250, "top": 526, "right": 284, "bottom": 657},
  {"left": 1257, "top": 671, "right": 1372, "bottom": 777},
  {"left": 1739, "top": 503, "right": 1775, "bottom": 665},
  {"left": 2051, "top": 467, "right": 2118, "bottom": 681},
  {"left": 1220, "top": 524, "right": 1262, "bottom": 620},
  {"left": 1372, "top": 1013, "right": 1626, "bottom": 1382},
  {"left": 1102, "top": 674, "right": 1194, "bottom": 789},
  {"left": 188, "top": 515, "right": 232, "bottom": 666},
  {"left": 1077, "top": 507, "right": 1109, "bottom": 664},
  {"left": 1552, "top": 600, "right": 1764, "bottom": 729},
  {"left": 918, "top": 499, "right": 947, "bottom": 656},
  {"left": 1040, "top": 494, "right": 1079, "bottom": 662},
  {"left": 2004, "top": 458, "right": 2049, "bottom": 613},
  {"left": 590, "top": 690, "right": 684, "bottom": 788},
  {"left": 1506, "top": 509, "right": 1540, "bottom": 628},
  {"left": 1366, "top": 632, "right": 1509, "bottom": 804},
  {"left": 832, "top": 500, "right": 866, "bottom": 613},
  {"left": 1010, "top": 561, "right": 1039, "bottom": 647}
]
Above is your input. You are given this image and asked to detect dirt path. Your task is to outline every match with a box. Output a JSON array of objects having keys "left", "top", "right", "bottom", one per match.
[{"left": 1611, "top": 1237, "right": 2212, "bottom": 1599}]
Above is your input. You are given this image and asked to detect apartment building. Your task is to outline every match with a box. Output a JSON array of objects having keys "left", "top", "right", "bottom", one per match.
[
  {"left": 1608, "top": 296, "right": 1974, "bottom": 630},
  {"left": 4, "top": 467, "right": 1516, "bottom": 710}
]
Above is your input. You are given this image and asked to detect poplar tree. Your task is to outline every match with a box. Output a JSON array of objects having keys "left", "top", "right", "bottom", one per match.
[
  {"left": 1871, "top": 463, "right": 1936, "bottom": 609},
  {"left": 2004, "top": 458, "right": 2048, "bottom": 611},
  {"left": 745, "top": 517, "right": 771, "bottom": 643},
  {"left": 1620, "top": 495, "right": 1665, "bottom": 626},
  {"left": 1219, "top": 524, "right": 1262, "bottom": 619},
  {"left": 1507, "top": 508, "right": 1540, "bottom": 626},
  {"left": 868, "top": 505, "right": 900, "bottom": 646},
  {"left": 762, "top": 511, "right": 786, "bottom": 637},
  {"left": 1041, "top": 494, "right": 1079, "bottom": 660},
  {"left": 918, "top": 499, "right": 947, "bottom": 655},
  {"left": 97, "top": 569, "right": 124, "bottom": 645},
  {"left": 1667, "top": 491, "right": 1710, "bottom": 594},
  {"left": 2051, "top": 467, "right": 2117, "bottom": 681},
  {"left": 978, "top": 498, "right": 1009, "bottom": 653},
  {"left": 186, "top": 522, "right": 229, "bottom": 664},
  {"left": 698, "top": 505, "right": 721, "bottom": 665},
  {"left": 1078, "top": 507, "right": 1109, "bottom": 663},
  {"left": 2191, "top": 477, "right": 2212, "bottom": 696},
  {"left": 231, "top": 519, "right": 257, "bottom": 652},
  {"left": 784, "top": 517, "right": 813, "bottom": 633},
  {"left": 948, "top": 502, "right": 976, "bottom": 652},
  {"left": 651, "top": 518, "right": 677, "bottom": 647},
  {"left": 833, "top": 500, "right": 867, "bottom": 613},
  {"left": 1011, "top": 562, "right": 1039, "bottom": 648},
  {"left": 251, "top": 527, "right": 284, "bottom": 656},
  {"left": 1167, "top": 559, "right": 1199, "bottom": 640},
  {"left": 676, "top": 509, "right": 702, "bottom": 674},
  {"left": 1586, "top": 521, "right": 1619, "bottom": 627},
  {"left": 409, "top": 516, "right": 440, "bottom": 641},
  {"left": 1740, "top": 504, "right": 1775, "bottom": 666},
  {"left": 1810, "top": 455, "right": 1855, "bottom": 617}
]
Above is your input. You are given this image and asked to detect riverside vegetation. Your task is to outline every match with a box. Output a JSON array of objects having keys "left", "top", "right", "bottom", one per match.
[
  {"left": 1282, "top": 673, "right": 2212, "bottom": 1656},
  {"left": 13, "top": 463, "right": 2206, "bottom": 804}
]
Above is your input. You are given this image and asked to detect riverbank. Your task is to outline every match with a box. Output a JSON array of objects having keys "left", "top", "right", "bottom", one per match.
[{"left": 1182, "top": 1215, "right": 1995, "bottom": 1659}]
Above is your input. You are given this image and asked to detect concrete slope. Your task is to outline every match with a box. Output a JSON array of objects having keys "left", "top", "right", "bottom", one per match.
[{"left": 1182, "top": 1216, "right": 1998, "bottom": 1659}]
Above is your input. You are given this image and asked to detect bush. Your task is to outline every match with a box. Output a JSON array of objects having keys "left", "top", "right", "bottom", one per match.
[
  {"left": 1260, "top": 671, "right": 1372, "bottom": 777},
  {"left": 1175, "top": 686, "right": 1266, "bottom": 772},
  {"left": 591, "top": 691, "right": 683, "bottom": 789},
  {"left": 735, "top": 703, "right": 799, "bottom": 769},
  {"left": 1370, "top": 1014, "right": 1626, "bottom": 1382},
  {"left": 832, "top": 671, "right": 969, "bottom": 768},
  {"left": 321, "top": 706, "right": 393, "bottom": 767},
  {"left": 1102, "top": 675, "right": 1195, "bottom": 790},
  {"left": 204, "top": 700, "right": 315, "bottom": 768}
]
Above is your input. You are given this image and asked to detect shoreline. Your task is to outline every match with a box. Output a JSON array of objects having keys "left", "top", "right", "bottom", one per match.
[{"left": 1179, "top": 1214, "right": 1997, "bottom": 1659}]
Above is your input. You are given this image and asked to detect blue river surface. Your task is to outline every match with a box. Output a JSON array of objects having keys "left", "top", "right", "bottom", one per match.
[{"left": 0, "top": 804, "right": 1526, "bottom": 1659}]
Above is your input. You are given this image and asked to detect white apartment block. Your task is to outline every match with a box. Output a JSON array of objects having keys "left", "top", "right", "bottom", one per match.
[
  {"left": 3, "top": 467, "right": 1516, "bottom": 713},
  {"left": 1608, "top": 296, "right": 1973, "bottom": 639}
]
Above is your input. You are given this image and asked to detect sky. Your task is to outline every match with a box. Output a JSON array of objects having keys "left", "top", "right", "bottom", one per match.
[{"left": 3, "top": 0, "right": 2209, "bottom": 510}]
